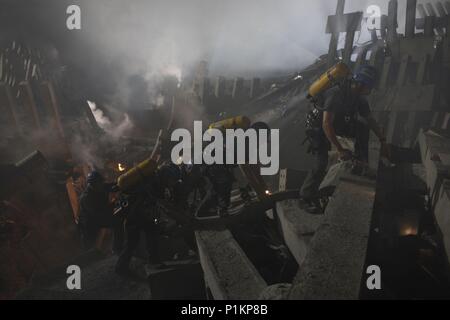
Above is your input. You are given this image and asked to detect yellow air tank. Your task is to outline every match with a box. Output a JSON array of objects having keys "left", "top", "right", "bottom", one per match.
[
  {"left": 209, "top": 116, "right": 251, "bottom": 131},
  {"left": 308, "top": 62, "right": 351, "bottom": 99},
  {"left": 117, "top": 158, "right": 158, "bottom": 192}
]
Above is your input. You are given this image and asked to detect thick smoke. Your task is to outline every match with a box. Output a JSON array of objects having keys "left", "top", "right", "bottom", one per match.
[
  {"left": 1, "top": 0, "right": 438, "bottom": 169},
  {"left": 75, "top": 0, "right": 335, "bottom": 78},
  {"left": 1, "top": 0, "right": 437, "bottom": 110},
  {"left": 71, "top": 0, "right": 432, "bottom": 77},
  {"left": 87, "top": 101, "right": 133, "bottom": 139}
]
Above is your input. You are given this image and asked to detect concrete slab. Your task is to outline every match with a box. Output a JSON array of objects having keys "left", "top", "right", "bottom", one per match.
[
  {"left": 279, "top": 169, "right": 307, "bottom": 191},
  {"left": 418, "top": 130, "right": 450, "bottom": 164},
  {"left": 276, "top": 200, "right": 324, "bottom": 266},
  {"left": 195, "top": 229, "right": 267, "bottom": 300},
  {"left": 289, "top": 175, "right": 376, "bottom": 300},
  {"left": 432, "top": 180, "right": 450, "bottom": 265},
  {"left": 418, "top": 130, "right": 450, "bottom": 267},
  {"left": 417, "top": 130, "right": 450, "bottom": 201},
  {"left": 409, "top": 164, "right": 428, "bottom": 192}
]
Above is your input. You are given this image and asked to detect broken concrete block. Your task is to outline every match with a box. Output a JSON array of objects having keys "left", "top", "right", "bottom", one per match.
[
  {"left": 258, "top": 283, "right": 291, "bottom": 300},
  {"left": 279, "top": 169, "right": 307, "bottom": 192},
  {"left": 289, "top": 175, "right": 376, "bottom": 300},
  {"left": 196, "top": 229, "right": 267, "bottom": 300},
  {"left": 431, "top": 180, "right": 450, "bottom": 265},
  {"left": 417, "top": 130, "right": 450, "bottom": 201},
  {"left": 403, "top": 164, "right": 428, "bottom": 193},
  {"left": 276, "top": 200, "right": 324, "bottom": 266},
  {"left": 442, "top": 113, "right": 450, "bottom": 131}
]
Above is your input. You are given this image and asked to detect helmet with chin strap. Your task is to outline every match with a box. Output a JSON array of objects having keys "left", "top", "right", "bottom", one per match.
[{"left": 87, "top": 170, "right": 104, "bottom": 184}]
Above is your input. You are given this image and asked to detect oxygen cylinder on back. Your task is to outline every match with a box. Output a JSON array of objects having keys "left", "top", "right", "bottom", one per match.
[
  {"left": 117, "top": 158, "right": 158, "bottom": 192},
  {"left": 307, "top": 62, "right": 351, "bottom": 100},
  {"left": 209, "top": 116, "right": 251, "bottom": 131}
]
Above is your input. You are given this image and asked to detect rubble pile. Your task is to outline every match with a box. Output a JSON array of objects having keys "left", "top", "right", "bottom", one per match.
[
  {"left": 191, "top": 0, "right": 450, "bottom": 300},
  {"left": 2, "top": 0, "right": 450, "bottom": 300}
]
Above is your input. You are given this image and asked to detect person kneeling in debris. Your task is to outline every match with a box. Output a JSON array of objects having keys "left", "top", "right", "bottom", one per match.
[
  {"left": 78, "top": 171, "right": 121, "bottom": 250},
  {"left": 299, "top": 65, "right": 387, "bottom": 214}
]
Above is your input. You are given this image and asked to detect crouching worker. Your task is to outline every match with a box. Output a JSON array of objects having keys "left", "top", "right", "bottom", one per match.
[{"left": 300, "top": 65, "right": 387, "bottom": 214}]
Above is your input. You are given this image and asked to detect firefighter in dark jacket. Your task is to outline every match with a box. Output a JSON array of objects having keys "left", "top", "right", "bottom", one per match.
[
  {"left": 78, "top": 171, "right": 117, "bottom": 249},
  {"left": 300, "top": 65, "right": 387, "bottom": 214},
  {"left": 115, "top": 163, "right": 182, "bottom": 275}
]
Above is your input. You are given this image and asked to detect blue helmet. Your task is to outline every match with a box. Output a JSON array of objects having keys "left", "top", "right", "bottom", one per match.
[
  {"left": 353, "top": 65, "right": 377, "bottom": 89},
  {"left": 87, "top": 170, "right": 104, "bottom": 184}
]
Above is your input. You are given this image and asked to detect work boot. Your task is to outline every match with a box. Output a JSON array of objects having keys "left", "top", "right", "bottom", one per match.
[
  {"left": 298, "top": 198, "right": 324, "bottom": 215},
  {"left": 351, "top": 162, "right": 376, "bottom": 179},
  {"left": 305, "top": 204, "right": 324, "bottom": 215}
]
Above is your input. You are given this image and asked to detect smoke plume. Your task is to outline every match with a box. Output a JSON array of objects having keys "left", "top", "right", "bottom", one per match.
[
  {"left": 87, "top": 100, "right": 133, "bottom": 139},
  {"left": 1, "top": 0, "right": 435, "bottom": 109}
]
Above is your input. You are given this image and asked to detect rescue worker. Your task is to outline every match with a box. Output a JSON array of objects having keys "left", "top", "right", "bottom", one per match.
[
  {"left": 202, "top": 119, "right": 272, "bottom": 215},
  {"left": 78, "top": 171, "right": 119, "bottom": 249},
  {"left": 299, "top": 65, "right": 387, "bottom": 213},
  {"left": 204, "top": 164, "right": 235, "bottom": 215},
  {"left": 159, "top": 162, "right": 186, "bottom": 207},
  {"left": 115, "top": 163, "right": 183, "bottom": 275}
]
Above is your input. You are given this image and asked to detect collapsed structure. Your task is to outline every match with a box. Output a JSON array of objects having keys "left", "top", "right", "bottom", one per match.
[
  {"left": 1, "top": 0, "right": 450, "bottom": 300},
  {"left": 193, "top": 0, "right": 450, "bottom": 300}
]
